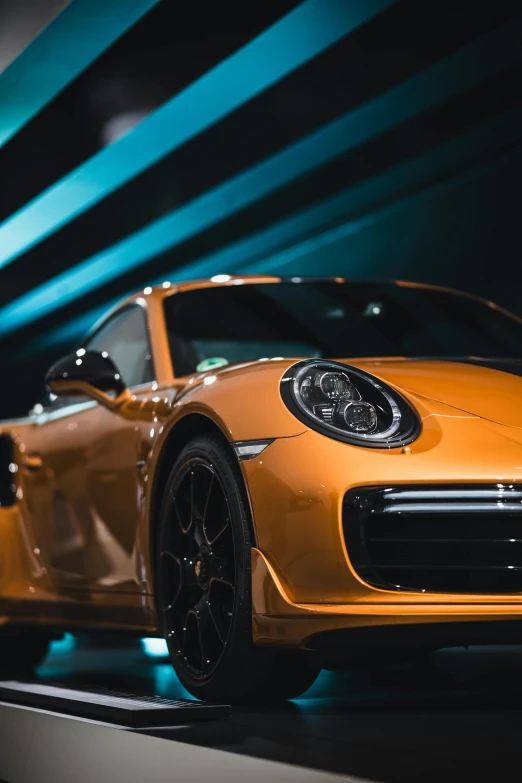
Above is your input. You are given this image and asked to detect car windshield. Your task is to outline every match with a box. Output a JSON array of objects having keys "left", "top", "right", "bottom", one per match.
[{"left": 163, "top": 281, "right": 522, "bottom": 376}]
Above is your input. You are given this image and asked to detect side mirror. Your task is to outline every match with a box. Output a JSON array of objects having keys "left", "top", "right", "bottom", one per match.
[{"left": 45, "top": 351, "right": 129, "bottom": 409}]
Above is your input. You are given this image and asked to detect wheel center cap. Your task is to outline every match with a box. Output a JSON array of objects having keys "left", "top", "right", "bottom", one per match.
[{"left": 194, "top": 547, "right": 210, "bottom": 585}]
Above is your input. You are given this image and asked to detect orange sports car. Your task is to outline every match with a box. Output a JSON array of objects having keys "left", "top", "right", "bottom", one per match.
[{"left": 2, "top": 275, "right": 522, "bottom": 701}]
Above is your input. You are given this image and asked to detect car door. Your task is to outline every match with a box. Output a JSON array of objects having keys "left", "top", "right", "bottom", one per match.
[{"left": 26, "top": 304, "right": 155, "bottom": 594}]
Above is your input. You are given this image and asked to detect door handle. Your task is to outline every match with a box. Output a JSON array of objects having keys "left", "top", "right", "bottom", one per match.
[{"left": 22, "top": 455, "right": 43, "bottom": 472}]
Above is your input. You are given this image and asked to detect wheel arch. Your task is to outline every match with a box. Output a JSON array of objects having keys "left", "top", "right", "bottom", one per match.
[{"left": 148, "top": 412, "right": 256, "bottom": 582}]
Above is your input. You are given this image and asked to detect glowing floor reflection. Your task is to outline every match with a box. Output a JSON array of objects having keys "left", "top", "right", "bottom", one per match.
[
  {"left": 39, "top": 633, "right": 195, "bottom": 701},
  {"left": 140, "top": 638, "right": 169, "bottom": 659}
]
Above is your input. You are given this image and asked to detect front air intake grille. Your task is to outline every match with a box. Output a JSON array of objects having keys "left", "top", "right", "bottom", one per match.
[{"left": 343, "top": 485, "right": 522, "bottom": 594}]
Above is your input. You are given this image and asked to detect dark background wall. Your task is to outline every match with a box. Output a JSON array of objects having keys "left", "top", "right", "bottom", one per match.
[{"left": 0, "top": 0, "right": 521, "bottom": 417}]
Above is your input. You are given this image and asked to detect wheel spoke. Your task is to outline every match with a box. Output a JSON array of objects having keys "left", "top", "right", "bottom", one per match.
[
  {"left": 208, "top": 578, "right": 235, "bottom": 642},
  {"left": 173, "top": 469, "right": 193, "bottom": 533},
  {"left": 189, "top": 469, "right": 195, "bottom": 529},
  {"left": 158, "top": 551, "right": 182, "bottom": 610},
  {"left": 191, "top": 465, "right": 213, "bottom": 547},
  {"left": 183, "top": 610, "right": 203, "bottom": 672},
  {"left": 207, "top": 606, "right": 224, "bottom": 645},
  {"left": 192, "top": 518, "right": 206, "bottom": 549},
  {"left": 201, "top": 472, "right": 215, "bottom": 538},
  {"left": 210, "top": 576, "right": 234, "bottom": 591},
  {"left": 194, "top": 592, "right": 225, "bottom": 668},
  {"left": 203, "top": 477, "right": 230, "bottom": 545},
  {"left": 207, "top": 550, "right": 234, "bottom": 585}
]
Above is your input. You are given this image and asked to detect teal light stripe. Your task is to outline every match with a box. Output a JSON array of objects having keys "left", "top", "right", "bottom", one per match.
[
  {"left": 0, "top": 0, "right": 394, "bottom": 271},
  {"left": 28, "top": 106, "right": 522, "bottom": 353},
  {"left": 18, "top": 300, "right": 119, "bottom": 356},
  {"left": 0, "top": 17, "right": 519, "bottom": 339},
  {"left": 170, "top": 108, "right": 522, "bottom": 281},
  {"left": 245, "top": 143, "right": 522, "bottom": 278},
  {"left": 0, "top": 0, "right": 160, "bottom": 149}
]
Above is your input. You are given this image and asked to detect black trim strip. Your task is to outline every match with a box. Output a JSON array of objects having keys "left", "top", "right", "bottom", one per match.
[{"left": 0, "top": 597, "right": 153, "bottom": 631}]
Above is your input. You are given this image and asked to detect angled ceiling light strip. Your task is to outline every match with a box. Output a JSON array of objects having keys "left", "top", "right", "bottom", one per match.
[
  {"left": 0, "top": 0, "right": 395, "bottom": 271},
  {"left": 0, "top": 0, "right": 161, "bottom": 149},
  {"left": 243, "top": 143, "right": 522, "bottom": 279},
  {"left": 169, "top": 107, "right": 522, "bottom": 280},
  {"left": 19, "top": 303, "right": 114, "bottom": 356},
  {"left": 26, "top": 105, "right": 522, "bottom": 354},
  {"left": 0, "top": 17, "right": 519, "bottom": 340}
]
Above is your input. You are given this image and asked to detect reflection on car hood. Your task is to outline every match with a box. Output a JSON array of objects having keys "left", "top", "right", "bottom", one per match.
[{"left": 346, "top": 357, "right": 522, "bottom": 430}]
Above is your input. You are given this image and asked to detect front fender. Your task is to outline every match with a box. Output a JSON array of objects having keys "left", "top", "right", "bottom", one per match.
[{"left": 169, "top": 361, "right": 306, "bottom": 442}]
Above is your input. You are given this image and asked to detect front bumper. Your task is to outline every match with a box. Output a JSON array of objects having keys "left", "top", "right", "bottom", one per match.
[
  {"left": 242, "top": 404, "right": 522, "bottom": 648},
  {"left": 251, "top": 548, "right": 522, "bottom": 651}
]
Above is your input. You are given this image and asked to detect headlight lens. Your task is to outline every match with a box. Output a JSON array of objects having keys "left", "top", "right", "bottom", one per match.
[{"left": 280, "top": 360, "right": 420, "bottom": 448}]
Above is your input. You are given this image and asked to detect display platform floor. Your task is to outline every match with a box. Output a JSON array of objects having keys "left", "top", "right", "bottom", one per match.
[{"left": 2, "top": 638, "right": 522, "bottom": 782}]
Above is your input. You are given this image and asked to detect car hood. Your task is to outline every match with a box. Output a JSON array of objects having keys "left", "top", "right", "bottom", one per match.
[{"left": 346, "top": 358, "right": 522, "bottom": 430}]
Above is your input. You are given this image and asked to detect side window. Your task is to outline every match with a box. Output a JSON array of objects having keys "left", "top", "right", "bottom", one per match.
[{"left": 86, "top": 306, "right": 155, "bottom": 388}]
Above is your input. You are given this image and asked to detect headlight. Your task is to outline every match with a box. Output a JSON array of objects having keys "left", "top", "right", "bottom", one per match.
[{"left": 280, "top": 360, "right": 420, "bottom": 448}]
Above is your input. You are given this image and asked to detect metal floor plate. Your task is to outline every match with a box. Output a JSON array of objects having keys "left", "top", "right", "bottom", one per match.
[{"left": 0, "top": 680, "right": 230, "bottom": 726}]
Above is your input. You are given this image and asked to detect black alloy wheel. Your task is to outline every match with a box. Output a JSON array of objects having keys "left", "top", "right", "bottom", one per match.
[
  {"left": 156, "top": 433, "right": 320, "bottom": 702},
  {"left": 158, "top": 456, "right": 235, "bottom": 679}
]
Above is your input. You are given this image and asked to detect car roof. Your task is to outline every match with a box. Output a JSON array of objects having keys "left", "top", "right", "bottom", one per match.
[
  {"left": 84, "top": 274, "right": 504, "bottom": 344},
  {"left": 125, "top": 274, "right": 474, "bottom": 303}
]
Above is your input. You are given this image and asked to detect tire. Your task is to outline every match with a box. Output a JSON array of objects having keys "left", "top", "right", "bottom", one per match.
[
  {"left": 0, "top": 632, "right": 51, "bottom": 676},
  {"left": 155, "top": 433, "right": 320, "bottom": 702}
]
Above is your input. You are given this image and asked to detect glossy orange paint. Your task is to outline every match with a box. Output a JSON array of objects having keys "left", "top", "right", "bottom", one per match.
[{"left": 0, "top": 275, "right": 522, "bottom": 648}]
